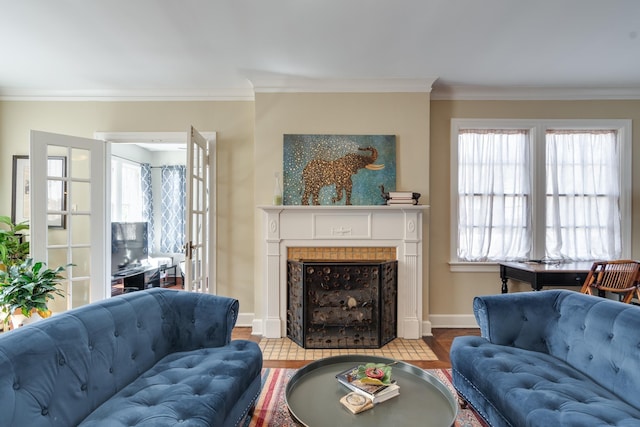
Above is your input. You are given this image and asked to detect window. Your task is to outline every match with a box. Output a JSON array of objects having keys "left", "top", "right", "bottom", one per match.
[
  {"left": 111, "top": 157, "right": 144, "bottom": 222},
  {"left": 456, "top": 128, "right": 531, "bottom": 262},
  {"left": 451, "top": 119, "right": 631, "bottom": 267}
]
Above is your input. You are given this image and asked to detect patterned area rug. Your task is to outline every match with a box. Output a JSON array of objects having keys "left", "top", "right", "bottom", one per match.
[
  {"left": 242, "top": 368, "right": 488, "bottom": 427},
  {"left": 259, "top": 337, "right": 438, "bottom": 361}
]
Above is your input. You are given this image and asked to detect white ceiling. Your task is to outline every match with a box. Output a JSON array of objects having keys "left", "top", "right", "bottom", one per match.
[{"left": 2, "top": 0, "right": 640, "bottom": 100}]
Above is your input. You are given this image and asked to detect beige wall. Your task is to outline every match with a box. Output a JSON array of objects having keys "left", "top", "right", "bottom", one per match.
[
  {"left": 0, "top": 100, "right": 256, "bottom": 310},
  {"left": 253, "top": 92, "right": 431, "bottom": 322},
  {"left": 430, "top": 100, "right": 640, "bottom": 320},
  {"left": 2, "top": 97, "right": 639, "bottom": 329}
]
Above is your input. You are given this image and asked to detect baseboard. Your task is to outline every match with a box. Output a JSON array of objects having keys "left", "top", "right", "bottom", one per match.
[
  {"left": 236, "top": 312, "right": 254, "bottom": 328},
  {"left": 247, "top": 317, "right": 281, "bottom": 337},
  {"left": 247, "top": 315, "right": 478, "bottom": 337},
  {"left": 1, "top": 313, "right": 475, "bottom": 334},
  {"left": 429, "top": 314, "right": 479, "bottom": 329},
  {"left": 251, "top": 318, "right": 263, "bottom": 336},
  {"left": 422, "top": 320, "right": 432, "bottom": 337}
]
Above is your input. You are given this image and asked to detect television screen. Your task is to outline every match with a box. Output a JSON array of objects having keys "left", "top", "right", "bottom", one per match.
[{"left": 111, "top": 222, "right": 148, "bottom": 274}]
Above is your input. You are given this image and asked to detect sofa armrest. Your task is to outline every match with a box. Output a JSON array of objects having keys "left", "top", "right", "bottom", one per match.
[
  {"left": 473, "top": 290, "right": 563, "bottom": 353},
  {"left": 152, "top": 289, "right": 240, "bottom": 350}
]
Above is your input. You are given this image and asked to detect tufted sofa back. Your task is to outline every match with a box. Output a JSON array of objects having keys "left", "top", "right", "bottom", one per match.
[
  {"left": 0, "top": 288, "right": 239, "bottom": 426},
  {"left": 474, "top": 290, "right": 640, "bottom": 409}
]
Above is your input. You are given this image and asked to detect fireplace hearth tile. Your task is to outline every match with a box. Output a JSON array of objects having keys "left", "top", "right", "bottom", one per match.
[{"left": 259, "top": 337, "right": 438, "bottom": 361}]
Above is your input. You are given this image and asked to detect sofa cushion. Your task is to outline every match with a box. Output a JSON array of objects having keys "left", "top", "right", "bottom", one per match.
[
  {"left": 546, "top": 292, "right": 640, "bottom": 408},
  {"left": 80, "top": 339, "right": 262, "bottom": 426}
]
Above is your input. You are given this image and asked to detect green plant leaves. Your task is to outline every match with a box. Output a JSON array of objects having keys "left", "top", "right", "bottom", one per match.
[
  {"left": 0, "top": 258, "right": 67, "bottom": 323},
  {"left": 0, "top": 215, "right": 29, "bottom": 267}
]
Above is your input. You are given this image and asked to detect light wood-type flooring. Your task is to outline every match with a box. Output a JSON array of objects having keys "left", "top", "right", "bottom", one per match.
[{"left": 232, "top": 327, "right": 480, "bottom": 369}]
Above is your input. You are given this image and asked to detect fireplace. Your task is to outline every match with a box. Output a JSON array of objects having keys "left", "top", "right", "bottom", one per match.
[
  {"left": 287, "top": 259, "right": 397, "bottom": 349},
  {"left": 258, "top": 205, "right": 427, "bottom": 340}
]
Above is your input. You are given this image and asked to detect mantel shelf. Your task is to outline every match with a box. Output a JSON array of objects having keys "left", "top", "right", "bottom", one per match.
[{"left": 258, "top": 204, "right": 429, "bottom": 211}]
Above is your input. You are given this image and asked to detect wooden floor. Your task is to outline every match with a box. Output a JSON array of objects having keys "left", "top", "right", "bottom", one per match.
[{"left": 232, "top": 327, "right": 480, "bottom": 369}]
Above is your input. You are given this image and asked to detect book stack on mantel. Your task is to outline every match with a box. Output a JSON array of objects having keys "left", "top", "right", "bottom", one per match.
[
  {"left": 336, "top": 364, "right": 400, "bottom": 414},
  {"left": 387, "top": 191, "right": 421, "bottom": 205}
]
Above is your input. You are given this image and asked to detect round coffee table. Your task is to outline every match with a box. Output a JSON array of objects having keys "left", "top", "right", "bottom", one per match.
[{"left": 285, "top": 355, "right": 458, "bottom": 427}]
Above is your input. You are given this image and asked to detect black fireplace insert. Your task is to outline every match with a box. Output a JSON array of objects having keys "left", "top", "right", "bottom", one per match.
[{"left": 287, "top": 259, "right": 397, "bottom": 349}]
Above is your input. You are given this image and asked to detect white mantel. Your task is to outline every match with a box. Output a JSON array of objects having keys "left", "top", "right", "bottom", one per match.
[{"left": 257, "top": 205, "right": 428, "bottom": 339}]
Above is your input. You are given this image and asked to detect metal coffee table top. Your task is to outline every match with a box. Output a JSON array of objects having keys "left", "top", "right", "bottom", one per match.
[{"left": 285, "top": 355, "right": 458, "bottom": 427}]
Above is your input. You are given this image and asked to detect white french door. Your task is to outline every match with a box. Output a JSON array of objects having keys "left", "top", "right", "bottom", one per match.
[
  {"left": 29, "top": 128, "right": 216, "bottom": 313},
  {"left": 184, "top": 126, "right": 215, "bottom": 293},
  {"left": 30, "top": 131, "right": 108, "bottom": 311}
]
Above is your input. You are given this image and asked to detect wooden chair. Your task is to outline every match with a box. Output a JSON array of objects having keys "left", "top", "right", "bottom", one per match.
[{"left": 580, "top": 260, "right": 640, "bottom": 304}]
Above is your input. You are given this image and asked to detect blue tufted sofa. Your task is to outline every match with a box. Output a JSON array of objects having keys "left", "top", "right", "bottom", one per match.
[
  {"left": 450, "top": 290, "right": 640, "bottom": 427},
  {"left": 0, "top": 288, "right": 263, "bottom": 427}
]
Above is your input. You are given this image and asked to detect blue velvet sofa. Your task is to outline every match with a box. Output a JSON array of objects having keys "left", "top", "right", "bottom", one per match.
[
  {"left": 451, "top": 290, "right": 640, "bottom": 427},
  {"left": 0, "top": 288, "right": 263, "bottom": 427}
]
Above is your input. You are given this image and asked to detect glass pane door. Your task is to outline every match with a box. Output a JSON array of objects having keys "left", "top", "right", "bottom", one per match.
[
  {"left": 30, "top": 131, "right": 107, "bottom": 311},
  {"left": 185, "top": 126, "right": 209, "bottom": 293}
]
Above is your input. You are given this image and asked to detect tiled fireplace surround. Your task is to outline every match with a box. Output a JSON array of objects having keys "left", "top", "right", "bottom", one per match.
[{"left": 258, "top": 205, "right": 427, "bottom": 340}]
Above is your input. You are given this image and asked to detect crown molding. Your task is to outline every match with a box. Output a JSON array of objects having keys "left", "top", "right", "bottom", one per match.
[
  {"left": 0, "top": 88, "right": 255, "bottom": 102},
  {"left": 431, "top": 85, "right": 640, "bottom": 101},
  {"left": 5, "top": 81, "right": 637, "bottom": 101},
  {"left": 249, "top": 77, "right": 438, "bottom": 94},
  {"left": 0, "top": 79, "right": 439, "bottom": 100}
]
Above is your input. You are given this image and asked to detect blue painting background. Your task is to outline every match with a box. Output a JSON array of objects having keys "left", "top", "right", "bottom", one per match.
[{"left": 283, "top": 134, "right": 396, "bottom": 205}]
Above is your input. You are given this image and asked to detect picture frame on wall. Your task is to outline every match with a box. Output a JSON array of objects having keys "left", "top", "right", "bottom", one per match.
[
  {"left": 12, "top": 155, "right": 67, "bottom": 229},
  {"left": 283, "top": 134, "right": 396, "bottom": 206}
]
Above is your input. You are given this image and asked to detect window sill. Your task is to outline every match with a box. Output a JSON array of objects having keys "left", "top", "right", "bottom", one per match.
[{"left": 449, "top": 262, "right": 500, "bottom": 273}]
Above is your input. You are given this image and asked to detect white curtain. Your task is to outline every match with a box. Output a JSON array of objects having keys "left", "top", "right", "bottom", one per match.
[
  {"left": 458, "top": 130, "right": 531, "bottom": 261},
  {"left": 118, "top": 161, "right": 144, "bottom": 221},
  {"left": 545, "top": 130, "right": 621, "bottom": 260}
]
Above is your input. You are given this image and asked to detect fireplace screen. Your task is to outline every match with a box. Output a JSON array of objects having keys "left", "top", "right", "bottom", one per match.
[{"left": 287, "top": 259, "right": 397, "bottom": 349}]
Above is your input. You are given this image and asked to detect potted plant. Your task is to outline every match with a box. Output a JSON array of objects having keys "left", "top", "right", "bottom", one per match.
[
  {"left": 0, "top": 258, "right": 67, "bottom": 328},
  {"left": 0, "top": 215, "right": 29, "bottom": 268}
]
